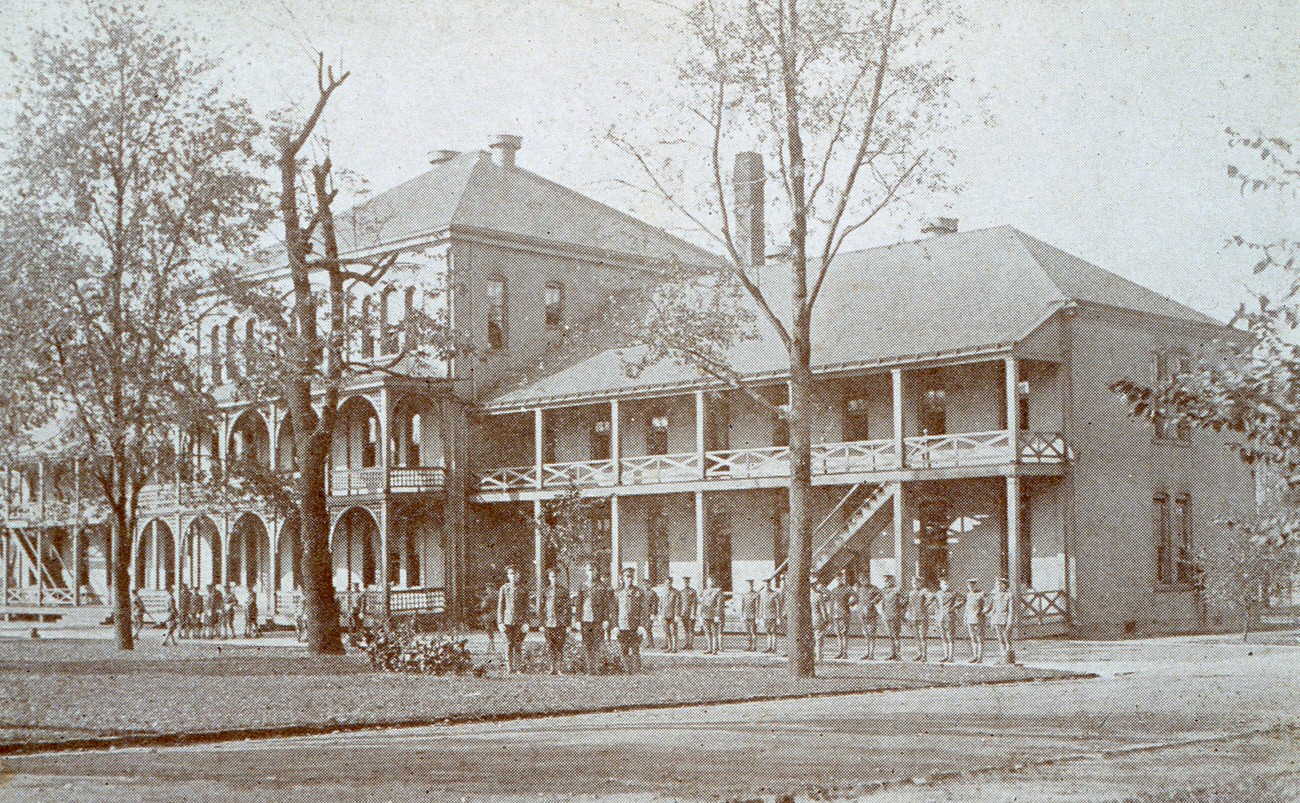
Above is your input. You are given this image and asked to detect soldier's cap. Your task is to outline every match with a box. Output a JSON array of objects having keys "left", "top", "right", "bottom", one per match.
[
  {"left": 621, "top": 566, "right": 636, "bottom": 575},
  {"left": 967, "top": 578, "right": 979, "bottom": 584}
]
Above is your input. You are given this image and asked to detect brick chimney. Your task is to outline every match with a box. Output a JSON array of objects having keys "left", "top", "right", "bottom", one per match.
[
  {"left": 921, "top": 217, "right": 959, "bottom": 236},
  {"left": 733, "top": 152, "right": 765, "bottom": 267},
  {"left": 489, "top": 134, "right": 522, "bottom": 169}
]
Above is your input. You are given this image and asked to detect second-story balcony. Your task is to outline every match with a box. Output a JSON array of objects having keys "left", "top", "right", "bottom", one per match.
[
  {"left": 477, "top": 429, "right": 1069, "bottom": 495},
  {"left": 330, "top": 466, "right": 447, "bottom": 497}
]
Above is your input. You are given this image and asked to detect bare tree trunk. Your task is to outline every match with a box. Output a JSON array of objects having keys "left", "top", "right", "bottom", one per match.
[
  {"left": 110, "top": 507, "right": 133, "bottom": 649},
  {"left": 786, "top": 351, "right": 815, "bottom": 677}
]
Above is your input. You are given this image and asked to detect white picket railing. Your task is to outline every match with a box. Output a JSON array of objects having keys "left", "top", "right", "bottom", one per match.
[
  {"left": 619, "top": 452, "right": 702, "bottom": 485},
  {"left": 330, "top": 467, "right": 384, "bottom": 496},
  {"left": 479, "top": 465, "right": 539, "bottom": 492},
  {"left": 811, "top": 439, "right": 901, "bottom": 474},
  {"left": 1020, "top": 432, "right": 1070, "bottom": 463},
  {"left": 389, "top": 467, "right": 447, "bottom": 493},
  {"left": 541, "top": 459, "right": 617, "bottom": 488},
  {"left": 1020, "top": 588, "right": 1068, "bottom": 625},
  {"left": 904, "top": 430, "right": 1011, "bottom": 468},
  {"left": 705, "top": 445, "right": 789, "bottom": 479}
]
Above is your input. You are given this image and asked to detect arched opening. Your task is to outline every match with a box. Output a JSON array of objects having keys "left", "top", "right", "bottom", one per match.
[
  {"left": 332, "top": 397, "right": 380, "bottom": 471},
  {"left": 228, "top": 513, "right": 271, "bottom": 598},
  {"left": 389, "top": 502, "right": 444, "bottom": 588},
  {"left": 331, "top": 507, "right": 379, "bottom": 590},
  {"left": 228, "top": 410, "right": 271, "bottom": 470},
  {"left": 182, "top": 516, "right": 221, "bottom": 589},
  {"left": 137, "top": 519, "right": 175, "bottom": 590},
  {"left": 276, "top": 414, "right": 297, "bottom": 472},
  {"left": 390, "top": 396, "right": 443, "bottom": 469},
  {"left": 278, "top": 516, "right": 301, "bottom": 592}
]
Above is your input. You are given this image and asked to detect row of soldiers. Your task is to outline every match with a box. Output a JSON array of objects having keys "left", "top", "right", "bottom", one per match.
[
  {"left": 495, "top": 563, "right": 1018, "bottom": 674},
  {"left": 129, "top": 583, "right": 263, "bottom": 645}
]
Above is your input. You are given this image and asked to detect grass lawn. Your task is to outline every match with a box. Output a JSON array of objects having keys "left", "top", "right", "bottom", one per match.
[{"left": 0, "top": 637, "right": 1079, "bottom": 750}]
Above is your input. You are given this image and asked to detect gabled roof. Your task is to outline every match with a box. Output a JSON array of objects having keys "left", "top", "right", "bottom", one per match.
[
  {"left": 485, "top": 225, "right": 1224, "bottom": 410},
  {"left": 333, "top": 150, "right": 719, "bottom": 267}
]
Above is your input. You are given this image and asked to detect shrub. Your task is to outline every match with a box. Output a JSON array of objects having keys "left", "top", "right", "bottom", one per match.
[
  {"left": 521, "top": 634, "right": 624, "bottom": 675},
  {"left": 350, "top": 623, "right": 473, "bottom": 675}
]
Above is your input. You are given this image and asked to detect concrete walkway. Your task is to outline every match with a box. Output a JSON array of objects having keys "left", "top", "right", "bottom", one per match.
[{"left": 1, "top": 633, "right": 1295, "bottom": 801}]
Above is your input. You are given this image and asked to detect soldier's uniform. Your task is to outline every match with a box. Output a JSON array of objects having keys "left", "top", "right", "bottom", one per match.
[
  {"left": 964, "top": 580, "right": 989, "bottom": 663},
  {"left": 878, "top": 577, "right": 902, "bottom": 660},
  {"left": 990, "top": 579, "right": 1017, "bottom": 664},
  {"left": 855, "top": 580, "right": 882, "bottom": 659},
  {"left": 162, "top": 590, "right": 179, "bottom": 646},
  {"left": 759, "top": 581, "right": 782, "bottom": 653},
  {"left": 825, "top": 577, "right": 857, "bottom": 659},
  {"left": 538, "top": 575, "right": 571, "bottom": 673},
  {"left": 740, "top": 583, "right": 760, "bottom": 651},
  {"left": 209, "top": 586, "right": 224, "bottom": 639},
  {"left": 929, "top": 581, "right": 961, "bottom": 663},
  {"left": 810, "top": 582, "right": 830, "bottom": 662},
  {"left": 497, "top": 573, "right": 530, "bottom": 674},
  {"left": 679, "top": 581, "right": 699, "bottom": 651},
  {"left": 613, "top": 569, "right": 645, "bottom": 673},
  {"left": 904, "top": 581, "right": 930, "bottom": 661},
  {"left": 571, "top": 570, "right": 611, "bottom": 674},
  {"left": 642, "top": 575, "right": 657, "bottom": 649},
  {"left": 699, "top": 583, "right": 725, "bottom": 654},
  {"left": 178, "top": 586, "right": 191, "bottom": 639},
  {"left": 658, "top": 581, "right": 682, "bottom": 653}
]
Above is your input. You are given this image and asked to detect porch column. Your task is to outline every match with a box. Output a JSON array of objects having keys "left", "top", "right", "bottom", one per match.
[
  {"left": 695, "top": 390, "right": 706, "bottom": 479},
  {"left": 1006, "top": 474, "right": 1021, "bottom": 664},
  {"left": 1005, "top": 356, "right": 1020, "bottom": 462},
  {"left": 694, "top": 490, "right": 706, "bottom": 586},
  {"left": 36, "top": 461, "right": 44, "bottom": 602},
  {"left": 610, "top": 400, "right": 621, "bottom": 485},
  {"left": 533, "top": 498, "right": 544, "bottom": 596},
  {"left": 892, "top": 481, "right": 908, "bottom": 579},
  {"left": 609, "top": 495, "right": 621, "bottom": 582},
  {"left": 379, "top": 387, "right": 390, "bottom": 492},
  {"left": 241, "top": 528, "right": 251, "bottom": 588},
  {"left": 1, "top": 525, "right": 8, "bottom": 607},
  {"left": 269, "top": 515, "right": 279, "bottom": 617},
  {"left": 892, "top": 368, "right": 905, "bottom": 468},
  {"left": 379, "top": 503, "right": 390, "bottom": 617},
  {"left": 534, "top": 408, "right": 544, "bottom": 490},
  {"left": 220, "top": 516, "right": 230, "bottom": 584}
]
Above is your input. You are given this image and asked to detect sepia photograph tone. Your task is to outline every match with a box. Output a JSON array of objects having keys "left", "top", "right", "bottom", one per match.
[{"left": 0, "top": 1, "right": 1296, "bottom": 800}]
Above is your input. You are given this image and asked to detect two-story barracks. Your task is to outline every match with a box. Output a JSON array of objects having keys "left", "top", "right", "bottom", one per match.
[{"left": 2, "top": 135, "right": 1252, "bottom": 636}]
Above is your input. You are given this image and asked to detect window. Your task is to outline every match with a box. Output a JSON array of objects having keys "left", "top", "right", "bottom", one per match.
[
  {"left": 844, "top": 395, "right": 870, "bottom": 442},
  {"left": 210, "top": 324, "right": 223, "bottom": 385},
  {"left": 646, "top": 410, "right": 668, "bottom": 456},
  {"left": 921, "top": 387, "right": 946, "bottom": 436},
  {"left": 1153, "top": 352, "right": 1192, "bottom": 441},
  {"left": 226, "top": 319, "right": 240, "bottom": 381},
  {"left": 360, "top": 296, "right": 375, "bottom": 359},
  {"left": 590, "top": 418, "right": 611, "bottom": 461},
  {"left": 363, "top": 415, "right": 377, "bottom": 468},
  {"left": 545, "top": 282, "right": 564, "bottom": 328},
  {"left": 486, "top": 277, "right": 506, "bottom": 349},
  {"left": 1154, "top": 493, "right": 1173, "bottom": 584},
  {"left": 1175, "top": 495, "right": 1195, "bottom": 584},
  {"left": 381, "top": 287, "right": 399, "bottom": 355},
  {"left": 244, "top": 319, "right": 257, "bottom": 376},
  {"left": 705, "top": 393, "right": 730, "bottom": 451}
]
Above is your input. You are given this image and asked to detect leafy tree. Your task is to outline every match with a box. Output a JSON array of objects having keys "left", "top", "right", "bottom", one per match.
[
  {"left": 2, "top": 4, "right": 268, "bottom": 648},
  {"left": 608, "top": 0, "right": 962, "bottom": 676},
  {"left": 1198, "top": 514, "right": 1298, "bottom": 640},
  {"left": 537, "top": 484, "right": 610, "bottom": 586}
]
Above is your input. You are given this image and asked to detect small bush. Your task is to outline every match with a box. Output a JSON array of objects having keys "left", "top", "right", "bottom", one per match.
[{"left": 350, "top": 623, "right": 473, "bottom": 675}]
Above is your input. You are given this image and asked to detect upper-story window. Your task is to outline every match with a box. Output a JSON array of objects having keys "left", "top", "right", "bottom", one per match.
[
  {"left": 545, "top": 282, "right": 564, "bottom": 328},
  {"left": 921, "top": 387, "right": 946, "bottom": 436},
  {"left": 1175, "top": 494, "right": 1195, "bottom": 584},
  {"left": 226, "top": 318, "right": 240, "bottom": 382},
  {"left": 646, "top": 410, "right": 669, "bottom": 456},
  {"left": 1153, "top": 351, "right": 1192, "bottom": 441},
  {"left": 244, "top": 318, "right": 257, "bottom": 376},
  {"left": 590, "top": 418, "right": 612, "bottom": 461},
  {"left": 486, "top": 277, "right": 507, "bottom": 350},
  {"left": 209, "top": 324, "right": 223, "bottom": 385},
  {"left": 360, "top": 296, "right": 375, "bottom": 359},
  {"left": 844, "top": 395, "right": 870, "bottom": 442},
  {"left": 381, "top": 287, "right": 399, "bottom": 355}
]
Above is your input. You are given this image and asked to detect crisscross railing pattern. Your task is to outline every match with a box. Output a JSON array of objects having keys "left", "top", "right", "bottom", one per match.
[
  {"left": 619, "top": 452, "right": 701, "bottom": 485},
  {"left": 1020, "top": 588, "right": 1068, "bottom": 625},
  {"left": 542, "top": 459, "right": 616, "bottom": 488},
  {"left": 705, "top": 445, "right": 789, "bottom": 479},
  {"left": 904, "top": 430, "right": 1011, "bottom": 468}
]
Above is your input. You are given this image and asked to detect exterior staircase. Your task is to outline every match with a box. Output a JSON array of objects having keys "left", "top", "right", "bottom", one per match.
[{"left": 772, "top": 482, "right": 895, "bottom": 581}]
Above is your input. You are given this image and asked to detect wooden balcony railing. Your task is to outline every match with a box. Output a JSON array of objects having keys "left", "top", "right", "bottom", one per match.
[
  {"left": 389, "top": 467, "right": 447, "bottom": 493},
  {"left": 478, "top": 430, "right": 1068, "bottom": 493},
  {"left": 1019, "top": 588, "right": 1068, "bottom": 626},
  {"left": 329, "top": 467, "right": 384, "bottom": 496}
]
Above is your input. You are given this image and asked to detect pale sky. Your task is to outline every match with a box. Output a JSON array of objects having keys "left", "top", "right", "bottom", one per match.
[{"left": 3, "top": 0, "right": 1298, "bottom": 320}]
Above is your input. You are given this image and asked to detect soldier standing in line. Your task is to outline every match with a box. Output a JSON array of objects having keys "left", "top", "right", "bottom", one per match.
[
  {"left": 991, "top": 577, "right": 1017, "bottom": 664},
  {"left": 678, "top": 575, "right": 699, "bottom": 651},
  {"left": 905, "top": 576, "right": 930, "bottom": 662},
  {"left": 855, "top": 571, "right": 882, "bottom": 660},
  {"left": 191, "top": 586, "right": 205, "bottom": 639},
  {"left": 293, "top": 589, "right": 306, "bottom": 642},
  {"left": 497, "top": 566, "right": 530, "bottom": 674},
  {"left": 223, "top": 583, "right": 238, "bottom": 639},
  {"left": 571, "top": 562, "right": 611, "bottom": 674},
  {"left": 878, "top": 574, "right": 902, "bottom": 660},
  {"left": 699, "top": 575, "right": 725, "bottom": 655},
  {"left": 161, "top": 588, "right": 179, "bottom": 646},
  {"left": 642, "top": 570, "right": 657, "bottom": 650},
  {"left": 930, "top": 577, "right": 960, "bottom": 663},
  {"left": 131, "top": 588, "right": 147, "bottom": 639},
  {"left": 537, "top": 567, "right": 570, "bottom": 674},
  {"left": 348, "top": 582, "right": 365, "bottom": 633},
  {"left": 810, "top": 577, "right": 829, "bottom": 662},
  {"left": 826, "top": 568, "right": 857, "bottom": 659},
  {"left": 208, "top": 584, "right": 223, "bottom": 639},
  {"left": 759, "top": 577, "right": 782, "bottom": 654},
  {"left": 613, "top": 566, "right": 645, "bottom": 673},
  {"left": 965, "top": 578, "right": 989, "bottom": 663},
  {"left": 740, "top": 579, "right": 760, "bottom": 651},
  {"left": 659, "top": 576, "right": 681, "bottom": 653},
  {"left": 245, "top": 587, "right": 260, "bottom": 638}
]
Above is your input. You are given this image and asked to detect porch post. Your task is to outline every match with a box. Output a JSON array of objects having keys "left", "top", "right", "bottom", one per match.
[
  {"left": 36, "top": 460, "right": 44, "bottom": 603},
  {"left": 378, "top": 387, "right": 390, "bottom": 492},
  {"left": 533, "top": 498, "right": 544, "bottom": 596},
  {"left": 1006, "top": 474, "right": 1021, "bottom": 664},
  {"left": 695, "top": 390, "right": 706, "bottom": 479},
  {"left": 610, "top": 399, "right": 621, "bottom": 486},
  {"left": 892, "top": 368, "right": 905, "bottom": 468},
  {"left": 892, "top": 481, "right": 907, "bottom": 579},
  {"left": 609, "top": 495, "right": 621, "bottom": 582},
  {"left": 534, "top": 408, "right": 544, "bottom": 490},
  {"left": 379, "top": 502, "right": 390, "bottom": 618},
  {"left": 695, "top": 490, "right": 706, "bottom": 587},
  {"left": 269, "top": 515, "right": 279, "bottom": 618},
  {"left": 1005, "top": 356, "right": 1020, "bottom": 461}
]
